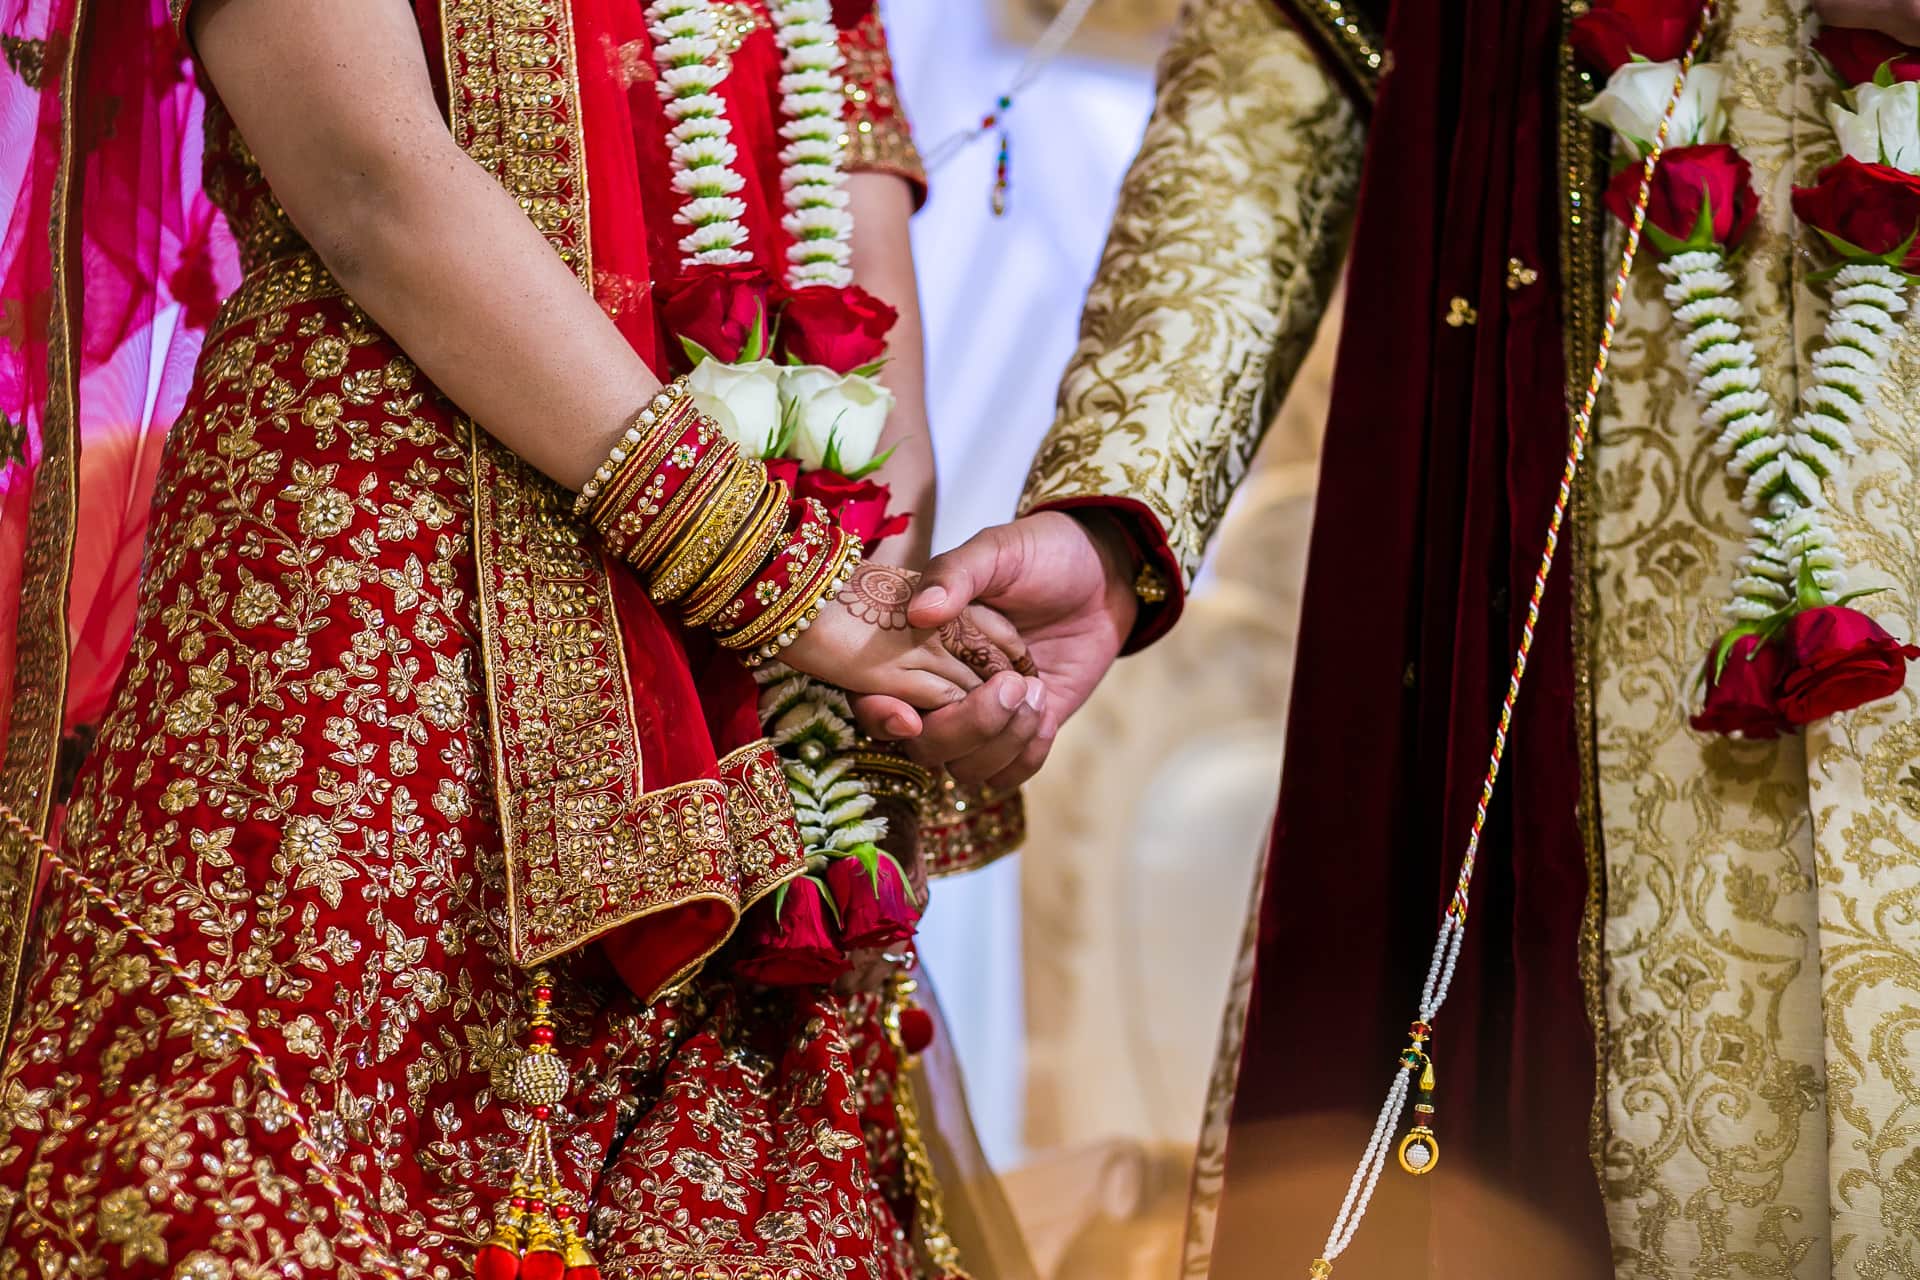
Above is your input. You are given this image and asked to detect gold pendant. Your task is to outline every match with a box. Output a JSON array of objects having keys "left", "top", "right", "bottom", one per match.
[{"left": 1397, "top": 1022, "right": 1440, "bottom": 1176}]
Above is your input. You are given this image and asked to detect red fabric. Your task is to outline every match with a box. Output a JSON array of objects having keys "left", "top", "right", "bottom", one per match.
[{"left": 1211, "top": 0, "right": 1611, "bottom": 1273}]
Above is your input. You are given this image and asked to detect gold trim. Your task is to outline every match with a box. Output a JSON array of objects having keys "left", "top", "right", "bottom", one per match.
[
  {"left": 209, "top": 250, "right": 343, "bottom": 337},
  {"left": 1555, "top": 0, "right": 1611, "bottom": 1189},
  {"left": 885, "top": 974, "right": 970, "bottom": 1279},
  {"left": 0, "top": 0, "right": 86, "bottom": 1047},
  {"left": 1282, "top": 0, "right": 1384, "bottom": 102}
]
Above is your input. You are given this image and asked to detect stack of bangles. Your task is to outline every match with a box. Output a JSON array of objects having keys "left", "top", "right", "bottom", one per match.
[{"left": 573, "top": 377, "right": 862, "bottom": 663}]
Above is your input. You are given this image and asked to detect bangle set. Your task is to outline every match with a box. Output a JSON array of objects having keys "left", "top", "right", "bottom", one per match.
[{"left": 575, "top": 382, "right": 858, "bottom": 658}]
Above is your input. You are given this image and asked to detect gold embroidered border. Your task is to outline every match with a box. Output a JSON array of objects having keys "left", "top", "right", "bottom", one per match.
[
  {"left": 210, "top": 250, "right": 343, "bottom": 338},
  {"left": 468, "top": 433, "right": 734, "bottom": 965},
  {"left": 440, "top": 0, "right": 592, "bottom": 288},
  {"left": 839, "top": 10, "right": 926, "bottom": 191},
  {"left": 0, "top": 0, "right": 84, "bottom": 1048},
  {"left": 1555, "top": 0, "right": 1612, "bottom": 1187},
  {"left": 1275, "top": 0, "right": 1384, "bottom": 104},
  {"left": 919, "top": 777, "right": 1024, "bottom": 878}
]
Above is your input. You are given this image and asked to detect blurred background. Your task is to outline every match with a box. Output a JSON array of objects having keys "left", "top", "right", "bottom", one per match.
[{"left": 887, "top": 2, "right": 1339, "bottom": 1272}]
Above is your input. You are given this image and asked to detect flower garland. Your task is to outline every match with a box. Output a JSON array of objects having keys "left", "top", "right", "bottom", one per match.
[
  {"left": 644, "top": 3, "right": 924, "bottom": 986},
  {"left": 1573, "top": 0, "right": 1920, "bottom": 739}
]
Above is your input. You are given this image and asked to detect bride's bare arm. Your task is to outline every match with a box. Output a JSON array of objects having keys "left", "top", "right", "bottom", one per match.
[
  {"left": 188, "top": 0, "right": 657, "bottom": 490},
  {"left": 846, "top": 173, "right": 935, "bottom": 569}
]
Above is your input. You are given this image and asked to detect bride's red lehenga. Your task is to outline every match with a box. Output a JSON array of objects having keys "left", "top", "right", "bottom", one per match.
[{"left": 0, "top": 1, "right": 1008, "bottom": 1277}]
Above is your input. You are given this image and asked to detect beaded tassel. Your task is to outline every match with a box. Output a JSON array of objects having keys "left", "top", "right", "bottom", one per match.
[
  {"left": 1395, "top": 1022, "right": 1438, "bottom": 1176},
  {"left": 474, "top": 972, "right": 601, "bottom": 1280}
]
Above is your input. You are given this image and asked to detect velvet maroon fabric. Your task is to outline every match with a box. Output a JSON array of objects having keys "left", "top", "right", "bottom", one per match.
[{"left": 1201, "top": 0, "right": 1613, "bottom": 1274}]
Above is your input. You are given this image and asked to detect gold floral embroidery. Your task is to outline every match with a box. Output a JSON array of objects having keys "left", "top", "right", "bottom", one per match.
[
  {"left": 1019, "top": 0, "right": 1363, "bottom": 587},
  {"left": 837, "top": 9, "right": 925, "bottom": 187}
]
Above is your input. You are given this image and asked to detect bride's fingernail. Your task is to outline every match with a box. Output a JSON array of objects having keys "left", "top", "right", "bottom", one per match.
[
  {"left": 886, "top": 716, "right": 915, "bottom": 737},
  {"left": 997, "top": 679, "right": 1025, "bottom": 711},
  {"left": 916, "top": 586, "right": 948, "bottom": 611},
  {"left": 1024, "top": 679, "right": 1045, "bottom": 710}
]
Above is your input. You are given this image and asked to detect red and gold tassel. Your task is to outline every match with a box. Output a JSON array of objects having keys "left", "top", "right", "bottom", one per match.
[{"left": 473, "top": 972, "right": 602, "bottom": 1280}]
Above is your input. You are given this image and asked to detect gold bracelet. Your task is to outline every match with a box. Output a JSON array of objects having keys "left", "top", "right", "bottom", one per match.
[
  {"left": 624, "top": 439, "right": 739, "bottom": 575},
  {"left": 649, "top": 460, "right": 769, "bottom": 604},
  {"left": 724, "top": 523, "right": 858, "bottom": 656},
  {"left": 586, "top": 394, "right": 703, "bottom": 537},
  {"left": 683, "top": 478, "right": 791, "bottom": 628},
  {"left": 572, "top": 378, "right": 690, "bottom": 518}
]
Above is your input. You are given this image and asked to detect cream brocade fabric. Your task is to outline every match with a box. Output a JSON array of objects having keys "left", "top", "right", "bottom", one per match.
[
  {"left": 1015, "top": 0, "right": 1362, "bottom": 583},
  {"left": 1017, "top": 0, "right": 1920, "bottom": 1274},
  {"left": 1595, "top": 2, "right": 1920, "bottom": 1273}
]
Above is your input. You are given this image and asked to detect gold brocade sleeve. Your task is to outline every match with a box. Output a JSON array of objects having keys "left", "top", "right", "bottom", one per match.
[{"left": 1019, "top": 0, "right": 1365, "bottom": 602}]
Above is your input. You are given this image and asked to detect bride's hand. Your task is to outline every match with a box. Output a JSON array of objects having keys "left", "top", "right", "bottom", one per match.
[{"left": 782, "top": 561, "right": 1036, "bottom": 709}]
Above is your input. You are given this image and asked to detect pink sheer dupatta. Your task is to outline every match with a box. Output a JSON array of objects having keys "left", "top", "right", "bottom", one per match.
[{"left": 0, "top": 0, "right": 236, "bottom": 1024}]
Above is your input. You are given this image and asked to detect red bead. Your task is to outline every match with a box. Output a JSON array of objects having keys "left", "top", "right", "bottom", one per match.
[
  {"left": 534, "top": 986, "right": 553, "bottom": 1002},
  {"left": 475, "top": 1243, "right": 522, "bottom": 1280},
  {"left": 532, "top": 1105, "right": 551, "bottom": 1120},
  {"left": 553, "top": 1203, "right": 573, "bottom": 1220},
  {"left": 531, "top": 1027, "right": 554, "bottom": 1045},
  {"left": 510, "top": 1198, "right": 528, "bottom": 1211},
  {"left": 1410, "top": 1021, "right": 1431, "bottom": 1038},
  {"left": 981, "top": 114, "right": 996, "bottom": 127},
  {"left": 521, "top": 1248, "right": 565, "bottom": 1280}
]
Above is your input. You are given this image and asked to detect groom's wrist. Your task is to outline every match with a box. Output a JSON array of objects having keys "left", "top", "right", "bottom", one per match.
[{"left": 1029, "top": 498, "right": 1183, "bottom": 651}]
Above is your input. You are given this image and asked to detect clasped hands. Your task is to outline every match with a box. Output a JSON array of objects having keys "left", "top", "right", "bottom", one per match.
[{"left": 784, "top": 511, "right": 1141, "bottom": 789}]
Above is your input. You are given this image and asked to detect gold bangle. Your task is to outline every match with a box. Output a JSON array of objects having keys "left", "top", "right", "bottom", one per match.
[
  {"left": 585, "top": 394, "right": 703, "bottom": 533},
  {"left": 741, "top": 539, "right": 863, "bottom": 666},
  {"left": 723, "top": 524, "right": 857, "bottom": 656},
  {"left": 650, "top": 460, "right": 768, "bottom": 604},
  {"left": 572, "top": 378, "right": 690, "bottom": 518},
  {"left": 625, "top": 439, "right": 738, "bottom": 574},
  {"left": 683, "top": 478, "right": 791, "bottom": 628}
]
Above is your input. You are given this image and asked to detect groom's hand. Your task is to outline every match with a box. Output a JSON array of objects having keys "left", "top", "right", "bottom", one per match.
[{"left": 849, "top": 511, "right": 1139, "bottom": 789}]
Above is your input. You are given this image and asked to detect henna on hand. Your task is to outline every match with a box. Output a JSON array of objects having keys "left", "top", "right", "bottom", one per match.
[
  {"left": 837, "top": 561, "right": 915, "bottom": 630},
  {"left": 938, "top": 612, "right": 1013, "bottom": 678}
]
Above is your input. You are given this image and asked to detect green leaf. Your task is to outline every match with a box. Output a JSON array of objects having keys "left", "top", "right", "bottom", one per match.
[
  {"left": 1876, "top": 59, "right": 1899, "bottom": 88},
  {"left": 679, "top": 334, "right": 718, "bottom": 367},
  {"left": 1711, "top": 622, "right": 1767, "bottom": 681},
  {"left": 851, "top": 842, "right": 881, "bottom": 891},
  {"left": 879, "top": 850, "right": 920, "bottom": 905},
  {"left": 844, "top": 442, "right": 896, "bottom": 481},
  {"left": 771, "top": 396, "right": 801, "bottom": 457},
  {"left": 1795, "top": 558, "right": 1830, "bottom": 612},
  {"left": 772, "top": 880, "right": 791, "bottom": 922},
  {"left": 849, "top": 358, "right": 889, "bottom": 379},
  {"left": 1836, "top": 586, "right": 1890, "bottom": 606},
  {"left": 743, "top": 303, "right": 767, "bottom": 363}
]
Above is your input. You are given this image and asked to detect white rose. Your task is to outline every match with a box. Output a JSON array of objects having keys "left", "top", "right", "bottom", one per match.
[
  {"left": 1830, "top": 81, "right": 1920, "bottom": 172},
  {"left": 1581, "top": 60, "right": 1727, "bottom": 152},
  {"left": 686, "top": 358, "right": 784, "bottom": 458},
  {"left": 780, "top": 366, "right": 895, "bottom": 473}
]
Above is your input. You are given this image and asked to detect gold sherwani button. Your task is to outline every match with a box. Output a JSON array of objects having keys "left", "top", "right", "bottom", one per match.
[
  {"left": 1445, "top": 296, "right": 1478, "bottom": 327},
  {"left": 1506, "top": 257, "right": 1539, "bottom": 290}
]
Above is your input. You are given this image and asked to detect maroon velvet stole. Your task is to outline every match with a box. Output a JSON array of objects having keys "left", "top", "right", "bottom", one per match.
[{"left": 1210, "top": 0, "right": 1612, "bottom": 1273}]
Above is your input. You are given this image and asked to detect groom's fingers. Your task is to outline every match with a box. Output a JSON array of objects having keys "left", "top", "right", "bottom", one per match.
[
  {"left": 909, "top": 525, "right": 1024, "bottom": 629},
  {"left": 985, "top": 712, "right": 1060, "bottom": 791},
  {"left": 945, "top": 686, "right": 1048, "bottom": 786},
  {"left": 850, "top": 693, "right": 922, "bottom": 741},
  {"left": 897, "top": 672, "right": 1036, "bottom": 768}
]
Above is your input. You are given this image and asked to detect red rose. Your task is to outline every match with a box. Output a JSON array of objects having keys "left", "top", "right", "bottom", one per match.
[
  {"left": 776, "top": 284, "right": 897, "bottom": 374},
  {"left": 1570, "top": 0, "right": 1694, "bottom": 74},
  {"left": 1691, "top": 632, "right": 1791, "bottom": 739},
  {"left": 1813, "top": 26, "right": 1920, "bottom": 86},
  {"left": 1792, "top": 156, "right": 1920, "bottom": 268},
  {"left": 824, "top": 852, "right": 920, "bottom": 950},
  {"left": 1604, "top": 144, "right": 1758, "bottom": 253},
  {"left": 734, "top": 876, "right": 850, "bottom": 987},
  {"left": 659, "top": 263, "right": 776, "bottom": 365},
  {"left": 795, "top": 469, "right": 909, "bottom": 546},
  {"left": 1776, "top": 605, "right": 1920, "bottom": 724}
]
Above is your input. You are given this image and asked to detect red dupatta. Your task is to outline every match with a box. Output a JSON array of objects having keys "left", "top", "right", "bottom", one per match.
[{"left": 0, "top": 0, "right": 241, "bottom": 1039}]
